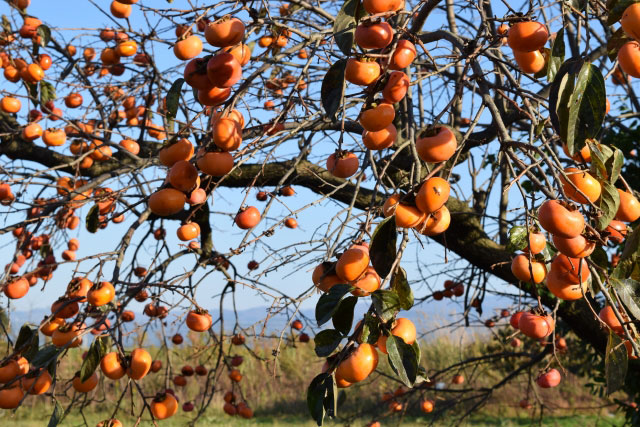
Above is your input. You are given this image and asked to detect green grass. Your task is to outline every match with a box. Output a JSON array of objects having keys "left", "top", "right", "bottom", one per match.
[{"left": 1, "top": 412, "right": 625, "bottom": 427}]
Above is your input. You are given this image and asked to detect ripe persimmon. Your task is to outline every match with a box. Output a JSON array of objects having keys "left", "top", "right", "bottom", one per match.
[
  {"left": 360, "top": 103, "right": 395, "bottom": 132},
  {"left": 383, "top": 194, "right": 426, "bottom": 227},
  {"left": 382, "top": 71, "right": 410, "bottom": 103},
  {"left": 42, "top": 128, "right": 67, "bottom": 146},
  {"left": 355, "top": 22, "right": 394, "bottom": 49},
  {"left": 184, "top": 58, "right": 212, "bottom": 90},
  {"left": 151, "top": 392, "right": 179, "bottom": 420},
  {"left": 101, "top": 352, "right": 125, "bottom": 380},
  {"left": 618, "top": 41, "right": 640, "bottom": 78},
  {"left": 177, "top": 222, "right": 200, "bottom": 241},
  {"left": 72, "top": 371, "right": 99, "bottom": 392},
  {"left": 119, "top": 139, "right": 140, "bottom": 155},
  {"left": 536, "top": 369, "right": 561, "bottom": 388},
  {"left": 1, "top": 96, "right": 21, "bottom": 113},
  {"left": 546, "top": 267, "right": 587, "bottom": 300},
  {"left": 616, "top": 189, "right": 640, "bottom": 222},
  {"left": 312, "top": 263, "right": 343, "bottom": 293},
  {"left": 206, "top": 52, "right": 242, "bottom": 88},
  {"left": 507, "top": 21, "right": 548, "bottom": 52},
  {"left": 235, "top": 206, "right": 261, "bottom": 229},
  {"left": 622, "top": 3, "right": 640, "bottom": 41},
  {"left": 110, "top": 1, "right": 132, "bottom": 18},
  {"left": 0, "top": 385, "right": 23, "bottom": 409},
  {"left": 4, "top": 277, "right": 29, "bottom": 299},
  {"left": 525, "top": 232, "right": 546, "bottom": 255},
  {"left": 416, "top": 127, "right": 457, "bottom": 163},
  {"left": 326, "top": 151, "right": 359, "bottom": 178},
  {"left": 336, "top": 343, "right": 378, "bottom": 383},
  {"left": 561, "top": 168, "right": 601, "bottom": 204},
  {"left": 345, "top": 58, "right": 381, "bottom": 86},
  {"left": 552, "top": 234, "right": 595, "bottom": 258},
  {"left": 87, "top": 281, "right": 115, "bottom": 306},
  {"left": 22, "top": 370, "right": 51, "bottom": 395},
  {"left": 351, "top": 266, "right": 381, "bottom": 296},
  {"left": 159, "top": 138, "right": 194, "bottom": 167},
  {"left": 336, "top": 246, "right": 370, "bottom": 282},
  {"left": 197, "top": 86, "right": 231, "bottom": 106},
  {"left": 204, "top": 17, "right": 245, "bottom": 47},
  {"left": 363, "top": 123, "right": 396, "bottom": 150},
  {"left": 377, "top": 317, "right": 417, "bottom": 354},
  {"left": 168, "top": 160, "right": 199, "bottom": 192},
  {"left": 128, "top": 348, "right": 152, "bottom": 380},
  {"left": 538, "top": 200, "right": 584, "bottom": 238},
  {"left": 510, "top": 254, "right": 546, "bottom": 283},
  {"left": 212, "top": 117, "right": 242, "bottom": 151},
  {"left": 197, "top": 150, "right": 234, "bottom": 176},
  {"left": 363, "top": 0, "right": 404, "bottom": 14},
  {"left": 551, "top": 254, "right": 590, "bottom": 284},
  {"left": 416, "top": 177, "right": 450, "bottom": 214},
  {"left": 599, "top": 305, "right": 625, "bottom": 335},
  {"left": 52, "top": 323, "right": 83, "bottom": 348},
  {"left": 174, "top": 35, "right": 203, "bottom": 60},
  {"left": 186, "top": 310, "right": 212, "bottom": 332},
  {"left": 513, "top": 49, "right": 546, "bottom": 74},
  {"left": 388, "top": 40, "right": 417, "bottom": 70},
  {"left": 225, "top": 44, "right": 252, "bottom": 66},
  {"left": 518, "top": 312, "right": 554, "bottom": 339},
  {"left": 415, "top": 206, "right": 450, "bottom": 235},
  {"left": 148, "top": 188, "right": 187, "bottom": 216}
]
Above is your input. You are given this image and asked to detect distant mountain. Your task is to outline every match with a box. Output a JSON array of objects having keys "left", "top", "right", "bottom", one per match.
[{"left": 4, "top": 293, "right": 514, "bottom": 346}]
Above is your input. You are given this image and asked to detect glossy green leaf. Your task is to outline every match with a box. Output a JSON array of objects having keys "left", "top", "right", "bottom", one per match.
[
  {"left": 165, "top": 78, "right": 184, "bottom": 121},
  {"left": 47, "top": 399, "right": 64, "bottom": 427},
  {"left": 39, "top": 80, "right": 56, "bottom": 106},
  {"left": 391, "top": 267, "right": 413, "bottom": 310},
  {"left": 30, "top": 345, "right": 60, "bottom": 368},
  {"left": 608, "top": 148, "right": 625, "bottom": 184},
  {"left": 597, "top": 181, "right": 620, "bottom": 230},
  {"left": 546, "top": 28, "right": 565, "bottom": 82},
  {"left": 314, "top": 329, "right": 344, "bottom": 357},
  {"left": 608, "top": 0, "right": 639, "bottom": 25},
  {"left": 360, "top": 312, "right": 380, "bottom": 345},
  {"left": 37, "top": 25, "right": 51, "bottom": 47},
  {"left": 620, "top": 224, "right": 640, "bottom": 263},
  {"left": 14, "top": 324, "right": 36, "bottom": 353},
  {"left": 80, "top": 336, "right": 110, "bottom": 382},
  {"left": 320, "top": 58, "right": 347, "bottom": 121},
  {"left": 332, "top": 295, "right": 357, "bottom": 336},
  {"left": 608, "top": 27, "right": 630, "bottom": 61},
  {"left": 371, "top": 290, "right": 401, "bottom": 322},
  {"left": 307, "top": 373, "right": 330, "bottom": 426},
  {"left": 612, "top": 278, "right": 640, "bottom": 320},
  {"left": 332, "top": 0, "right": 364, "bottom": 56},
  {"left": 386, "top": 334, "right": 419, "bottom": 387},
  {"left": 565, "top": 63, "right": 606, "bottom": 156},
  {"left": 605, "top": 330, "right": 628, "bottom": 395},
  {"left": 316, "top": 284, "right": 353, "bottom": 327},
  {"left": 369, "top": 216, "right": 397, "bottom": 279},
  {"left": 86, "top": 204, "right": 100, "bottom": 233},
  {"left": 506, "top": 225, "right": 527, "bottom": 253},
  {"left": 549, "top": 59, "right": 580, "bottom": 151}
]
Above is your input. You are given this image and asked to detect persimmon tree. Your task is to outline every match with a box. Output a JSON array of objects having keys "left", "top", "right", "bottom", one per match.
[{"left": 2, "top": 0, "right": 640, "bottom": 425}]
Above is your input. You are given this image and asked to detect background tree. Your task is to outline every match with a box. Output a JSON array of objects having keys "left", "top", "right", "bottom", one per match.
[{"left": 0, "top": 0, "right": 639, "bottom": 425}]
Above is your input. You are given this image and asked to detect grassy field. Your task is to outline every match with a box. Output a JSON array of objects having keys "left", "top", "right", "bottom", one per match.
[{"left": 0, "top": 328, "right": 628, "bottom": 426}]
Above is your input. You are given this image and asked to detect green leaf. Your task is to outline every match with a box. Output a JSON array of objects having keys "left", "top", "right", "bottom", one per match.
[
  {"left": 39, "top": 80, "right": 56, "bottom": 106},
  {"left": 332, "top": 0, "right": 364, "bottom": 56},
  {"left": 549, "top": 59, "right": 580, "bottom": 151},
  {"left": 36, "top": 25, "right": 51, "bottom": 47},
  {"left": 47, "top": 399, "right": 64, "bottom": 427},
  {"left": 315, "top": 284, "right": 353, "bottom": 327},
  {"left": 385, "top": 334, "right": 419, "bottom": 387},
  {"left": 323, "top": 373, "right": 338, "bottom": 418},
  {"left": 412, "top": 340, "right": 421, "bottom": 365},
  {"left": 371, "top": 290, "right": 402, "bottom": 322},
  {"left": 14, "top": 324, "right": 36, "bottom": 352},
  {"left": 620, "top": 224, "right": 640, "bottom": 262},
  {"left": 332, "top": 295, "right": 357, "bottom": 336},
  {"left": 612, "top": 258, "right": 635, "bottom": 280},
  {"left": 612, "top": 278, "right": 640, "bottom": 320},
  {"left": 314, "top": 329, "right": 343, "bottom": 357},
  {"left": 307, "top": 373, "right": 329, "bottom": 426},
  {"left": 608, "top": 0, "right": 639, "bottom": 25},
  {"left": 506, "top": 225, "right": 528, "bottom": 253},
  {"left": 597, "top": 181, "right": 620, "bottom": 230},
  {"left": 30, "top": 345, "right": 60, "bottom": 368},
  {"left": 360, "top": 312, "right": 380, "bottom": 345},
  {"left": 320, "top": 58, "right": 347, "bottom": 121},
  {"left": 369, "top": 216, "right": 397, "bottom": 279},
  {"left": 607, "top": 148, "right": 625, "bottom": 184},
  {"left": 86, "top": 204, "right": 100, "bottom": 233},
  {"left": 605, "top": 330, "right": 628, "bottom": 395},
  {"left": 80, "top": 336, "right": 109, "bottom": 382},
  {"left": 565, "top": 62, "right": 606, "bottom": 155},
  {"left": 165, "top": 78, "right": 184, "bottom": 121},
  {"left": 546, "top": 28, "right": 565, "bottom": 82},
  {"left": 608, "top": 27, "right": 630, "bottom": 62},
  {"left": 59, "top": 59, "right": 78, "bottom": 82},
  {"left": 391, "top": 267, "right": 413, "bottom": 310},
  {"left": 589, "top": 142, "right": 614, "bottom": 180}
]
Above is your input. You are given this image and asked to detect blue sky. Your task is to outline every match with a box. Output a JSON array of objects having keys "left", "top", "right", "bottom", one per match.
[{"left": 0, "top": 0, "right": 622, "bottom": 331}]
